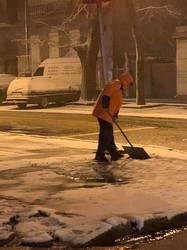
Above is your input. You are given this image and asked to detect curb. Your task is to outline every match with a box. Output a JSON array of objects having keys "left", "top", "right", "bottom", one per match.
[{"left": 86, "top": 212, "right": 187, "bottom": 248}]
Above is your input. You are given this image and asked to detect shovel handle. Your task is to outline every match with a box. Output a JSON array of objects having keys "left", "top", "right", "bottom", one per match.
[
  {"left": 114, "top": 120, "right": 134, "bottom": 148},
  {"left": 107, "top": 111, "right": 134, "bottom": 148}
]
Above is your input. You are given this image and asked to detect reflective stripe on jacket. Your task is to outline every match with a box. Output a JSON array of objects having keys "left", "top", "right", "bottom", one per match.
[{"left": 92, "top": 79, "right": 123, "bottom": 123}]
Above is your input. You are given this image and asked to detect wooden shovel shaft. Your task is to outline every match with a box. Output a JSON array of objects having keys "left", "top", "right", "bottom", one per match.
[
  {"left": 114, "top": 120, "right": 134, "bottom": 148},
  {"left": 107, "top": 111, "right": 134, "bottom": 147}
]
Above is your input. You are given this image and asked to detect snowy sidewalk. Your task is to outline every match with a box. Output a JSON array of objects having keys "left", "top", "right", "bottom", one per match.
[
  {"left": 0, "top": 132, "right": 187, "bottom": 248},
  {"left": 1, "top": 102, "right": 187, "bottom": 120}
]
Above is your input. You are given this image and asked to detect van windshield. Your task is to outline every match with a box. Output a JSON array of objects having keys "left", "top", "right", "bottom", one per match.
[{"left": 33, "top": 67, "right": 44, "bottom": 76}]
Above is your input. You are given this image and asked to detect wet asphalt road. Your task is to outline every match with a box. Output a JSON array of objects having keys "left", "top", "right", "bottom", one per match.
[{"left": 0, "top": 103, "right": 187, "bottom": 152}]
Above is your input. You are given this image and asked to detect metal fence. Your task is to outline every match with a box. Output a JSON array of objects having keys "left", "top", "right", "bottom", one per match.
[{"left": 17, "top": 55, "right": 39, "bottom": 76}]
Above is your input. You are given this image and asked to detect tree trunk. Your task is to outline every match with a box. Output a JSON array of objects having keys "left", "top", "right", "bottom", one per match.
[
  {"left": 125, "top": 0, "right": 146, "bottom": 105},
  {"left": 132, "top": 27, "right": 145, "bottom": 105},
  {"left": 75, "top": 18, "right": 100, "bottom": 101}
]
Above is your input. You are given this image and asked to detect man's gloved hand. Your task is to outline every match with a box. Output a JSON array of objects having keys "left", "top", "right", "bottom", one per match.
[{"left": 112, "top": 116, "right": 118, "bottom": 123}]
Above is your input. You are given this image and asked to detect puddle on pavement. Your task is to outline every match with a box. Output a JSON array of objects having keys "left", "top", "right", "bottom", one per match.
[
  {"left": 67, "top": 172, "right": 131, "bottom": 185},
  {"left": 115, "top": 227, "right": 187, "bottom": 249}
]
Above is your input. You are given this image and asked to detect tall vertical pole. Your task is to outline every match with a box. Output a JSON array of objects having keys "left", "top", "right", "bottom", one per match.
[
  {"left": 97, "top": 1, "right": 107, "bottom": 86},
  {"left": 24, "top": 0, "right": 29, "bottom": 56}
]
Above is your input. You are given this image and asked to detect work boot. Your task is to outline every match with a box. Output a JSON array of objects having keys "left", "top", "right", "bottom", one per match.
[
  {"left": 111, "top": 152, "right": 124, "bottom": 161},
  {"left": 95, "top": 152, "right": 109, "bottom": 163},
  {"left": 108, "top": 146, "right": 124, "bottom": 161}
]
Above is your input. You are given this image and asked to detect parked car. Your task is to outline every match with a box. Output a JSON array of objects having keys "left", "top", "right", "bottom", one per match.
[
  {"left": 6, "top": 57, "right": 82, "bottom": 109},
  {"left": 0, "top": 74, "right": 16, "bottom": 104}
]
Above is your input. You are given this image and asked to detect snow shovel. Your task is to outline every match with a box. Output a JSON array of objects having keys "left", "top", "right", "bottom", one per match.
[{"left": 114, "top": 120, "right": 150, "bottom": 160}]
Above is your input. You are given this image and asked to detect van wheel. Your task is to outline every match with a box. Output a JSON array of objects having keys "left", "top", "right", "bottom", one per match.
[
  {"left": 38, "top": 97, "right": 49, "bottom": 108},
  {"left": 17, "top": 103, "right": 27, "bottom": 109}
]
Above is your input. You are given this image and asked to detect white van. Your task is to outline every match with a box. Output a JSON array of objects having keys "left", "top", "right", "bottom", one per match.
[{"left": 6, "top": 57, "right": 82, "bottom": 109}]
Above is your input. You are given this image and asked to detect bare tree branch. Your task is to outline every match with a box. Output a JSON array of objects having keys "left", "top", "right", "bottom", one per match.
[{"left": 136, "top": 5, "right": 187, "bottom": 19}]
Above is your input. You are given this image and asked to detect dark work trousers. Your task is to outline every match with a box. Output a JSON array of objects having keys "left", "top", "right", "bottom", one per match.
[{"left": 96, "top": 118, "right": 118, "bottom": 156}]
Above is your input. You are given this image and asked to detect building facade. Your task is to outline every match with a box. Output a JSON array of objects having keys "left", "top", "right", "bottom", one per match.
[
  {"left": 0, "top": 0, "right": 186, "bottom": 99},
  {"left": 173, "top": 26, "right": 187, "bottom": 99},
  {"left": 0, "top": 0, "right": 84, "bottom": 76}
]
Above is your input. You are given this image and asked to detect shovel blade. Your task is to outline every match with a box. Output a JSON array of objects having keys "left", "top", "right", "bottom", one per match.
[{"left": 122, "top": 146, "right": 150, "bottom": 160}]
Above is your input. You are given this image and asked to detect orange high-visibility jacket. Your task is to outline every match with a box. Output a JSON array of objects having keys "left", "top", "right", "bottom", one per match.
[{"left": 92, "top": 79, "right": 123, "bottom": 123}]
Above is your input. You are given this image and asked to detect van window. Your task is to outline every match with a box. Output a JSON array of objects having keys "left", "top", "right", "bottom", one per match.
[{"left": 33, "top": 67, "right": 44, "bottom": 76}]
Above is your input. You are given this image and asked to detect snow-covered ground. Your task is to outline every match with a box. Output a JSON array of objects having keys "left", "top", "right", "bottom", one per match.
[
  {"left": 1, "top": 103, "right": 187, "bottom": 120},
  {"left": 0, "top": 131, "right": 187, "bottom": 247}
]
